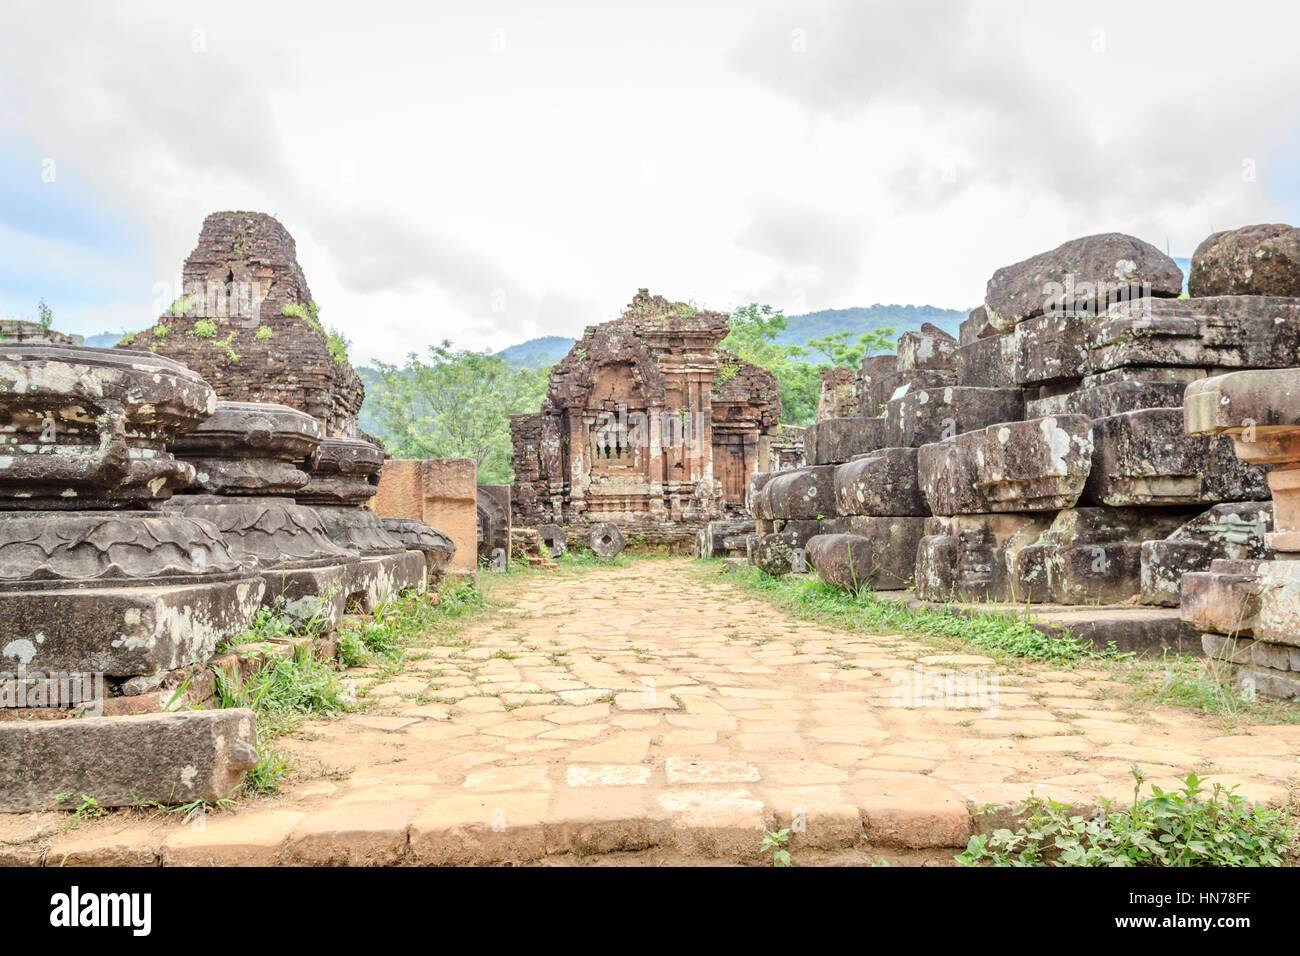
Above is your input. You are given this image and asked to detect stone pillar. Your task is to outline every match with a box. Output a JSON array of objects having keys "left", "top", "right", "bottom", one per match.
[{"left": 370, "top": 458, "right": 478, "bottom": 574}]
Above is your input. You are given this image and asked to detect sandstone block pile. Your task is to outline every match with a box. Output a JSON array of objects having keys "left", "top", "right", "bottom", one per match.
[{"left": 734, "top": 226, "right": 1300, "bottom": 670}]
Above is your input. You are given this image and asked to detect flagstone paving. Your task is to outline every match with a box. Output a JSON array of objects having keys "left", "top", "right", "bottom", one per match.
[{"left": 7, "top": 558, "right": 1300, "bottom": 866}]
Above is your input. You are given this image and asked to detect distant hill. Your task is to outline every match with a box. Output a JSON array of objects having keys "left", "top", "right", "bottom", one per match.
[
  {"left": 84, "top": 332, "right": 122, "bottom": 348},
  {"left": 776, "top": 304, "right": 968, "bottom": 357},
  {"left": 493, "top": 335, "right": 574, "bottom": 369}
]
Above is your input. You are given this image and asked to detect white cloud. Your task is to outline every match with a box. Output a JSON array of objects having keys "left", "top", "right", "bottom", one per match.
[{"left": 0, "top": 0, "right": 1296, "bottom": 364}]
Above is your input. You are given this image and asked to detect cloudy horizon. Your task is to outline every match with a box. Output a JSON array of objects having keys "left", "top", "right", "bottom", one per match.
[{"left": 2, "top": 0, "right": 1297, "bottom": 364}]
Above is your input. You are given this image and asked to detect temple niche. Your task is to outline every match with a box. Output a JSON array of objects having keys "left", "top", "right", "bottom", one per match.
[{"left": 510, "top": 289, "right": 781, "bottom": 549}]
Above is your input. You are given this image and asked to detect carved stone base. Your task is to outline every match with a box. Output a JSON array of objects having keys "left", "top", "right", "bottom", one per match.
[
  {"left": 0, "top": 576, "right": 265, "bottom": 678},
  {"left": 339, "top": 551, "right": 427, "bottom": 613}
]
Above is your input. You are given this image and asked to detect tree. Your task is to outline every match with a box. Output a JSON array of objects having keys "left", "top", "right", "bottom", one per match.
[
  {"left": 366, "top": 341, "right": 549, "bottom": 483},
  {"left": 722, "top": 304, "right": 894, "bottom": 427}
]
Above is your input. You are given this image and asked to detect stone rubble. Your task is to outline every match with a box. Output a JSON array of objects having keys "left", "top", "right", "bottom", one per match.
[{"left": 727, "top": 225, "right": 1300, "bottom": 671}]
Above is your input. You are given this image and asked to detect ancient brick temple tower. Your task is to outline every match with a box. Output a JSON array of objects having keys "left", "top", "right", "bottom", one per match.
[
  {"left": 510, "top": 289, "right": 781, "bottom": 547},
  {"left": 119, "top": 211, "right": 364, "bottom": 438}
]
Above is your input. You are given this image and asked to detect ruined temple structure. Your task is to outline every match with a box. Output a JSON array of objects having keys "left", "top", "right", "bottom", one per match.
[
  {"left": 0, "top": 342, "right": 261, "bottom": 810},
  {"left": 117, "top": 211, "right": 365, "bottom": 438},
  {"left": 510, "top": 289, "right": 782, "bottom": 549},
  {"left": 732, "top": 226, "right": 1300, "bottom": 667}
]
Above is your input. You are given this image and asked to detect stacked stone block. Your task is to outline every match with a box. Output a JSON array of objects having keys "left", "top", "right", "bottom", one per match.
[
  {"left": 1182, "top": 366, "right": 1300, "bottom": 697},
  {"left": 0, "top": 343, "right": 260, "bottom": 810}
]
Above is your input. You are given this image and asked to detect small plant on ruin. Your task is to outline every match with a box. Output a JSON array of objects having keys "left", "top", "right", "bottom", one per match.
[
  {"left": 152, "top": 323, "right": 171, "bottom": 338},
  {"left": 191, "top": 318, "right": 218, "bottom": 338},
  {"left": 254, "top": 325, "right": 273, "bottom": 340},
  {"left": 760, "top": 828, "right": 792, "bottom": 867},
  {"left": 55, "top": 793, "right": 104, "bottom": 829},
  {"left": 956, "top": 767, "right": 1295, "bottom": 867},
  {"left": 281, "top": 302, "right": 308, "bottom": 319},
  {"left": 118, "top": 331, "right": 136, "bottom": 346},
  {"left": 714, "top": 352, "right": 741, "bottom": 387},
  {"left": 326, "top": 327, "right": 351, "bottom": 365},
  {"left": 169, "top": 294, "right": 195, "bottom": 317},
  {"left": 37, "top": 298, "right": 53, "bottom": 329},
  {"left": 307, "top": 300, "right": 319, "bottom": 318}
]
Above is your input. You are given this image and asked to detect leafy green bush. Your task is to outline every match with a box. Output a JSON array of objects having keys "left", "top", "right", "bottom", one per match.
[
  {"left": 152, "top": 324, "right": 171, "bottom": 339},
  {"left": 191, "top": 319, "right": 218, "bottom": 339},
  {"left": 959, "top": 768, "right": 1295, "bottom": 867},
  {"left": 254, "top": 325, "right": 273, "bottom": 340},
  {"left": 281, "top": 303, "right": 308, "bottom": 319}
]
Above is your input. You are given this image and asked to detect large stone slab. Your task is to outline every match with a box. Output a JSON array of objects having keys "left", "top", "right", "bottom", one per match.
[
  {"left": 1011, "top": 506, "right": 1192, "bottom": 605},
  {"left": 959, "top": 306, "right": 996, "bottom": 346},
  {"left": 1083, "top": 408, "right": 1270, "bottom": 506},
  {"left": 918, "top": 415, "right": 1093, "bottom": 516},
  {"left": 834, "top": 447, "right": 928, "bottom": 517},
  {"left": 984, "top": 233, "right": 1182, "bottom": 332},
  {"left": 1140, "top": 502, "right": 1273, "bottom": 606},
  {"left": 1012, "top": 311, "right": 1091, "bottom": 386},
  {"left": 759, "top": 465, "right": 839, "bottom": 520},
  {"left": 914, "top": 513, "right": 1051, "bottom": 603},
  {"left": 803, "top": 417, "right": 886, "bottom": 465},
  {"left": 813, "top": 517, "right": 927, "bottom": 590},
  {"left": 1088, "top": 296, "right": 1300, "bottom": 373},
  {"left": 165, "top": 495, "right": 355, "bottom": 570},
  {"left": 340, "top": 551, "right": 427, "bottom": 613},
  {"left": 0, "top": 576, "right": 265, "bottom": 679},
  {"left": 1026, "top": 367, "right": 1206, "bottom": 420},
  {"left": 956, "top": 332, "right": 1016, "bottom": 388},
  {"left": 0, "top": 709, "right": 259, "bottom": 811},
  {"left": 884, "top": 385, "right": 1024, "bottom": 449},
  {"left": 1189, "top": 223, "right": 1300, "bottom": 298}
]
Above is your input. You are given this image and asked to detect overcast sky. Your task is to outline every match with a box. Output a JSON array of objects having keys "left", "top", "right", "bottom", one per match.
[{"left": 2, "top": 0, "right": 1297, "bottom": 364}]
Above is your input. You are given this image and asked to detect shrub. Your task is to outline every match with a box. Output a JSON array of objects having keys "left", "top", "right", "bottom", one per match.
[
  {"left": 191, "top": 319, "right": 218, "bottom": 339},
  {"left": 254, "top": 325, "right": 273, "bottom": 340},
  {"left": 958, "top": 768, "right": 1295, "bottom": 867}
]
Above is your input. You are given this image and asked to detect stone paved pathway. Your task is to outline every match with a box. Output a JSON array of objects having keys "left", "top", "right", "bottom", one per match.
[{"left": 9, "top": 558, "right": 1300, "bottom": 865}]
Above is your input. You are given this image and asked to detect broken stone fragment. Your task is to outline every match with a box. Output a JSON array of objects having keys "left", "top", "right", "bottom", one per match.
[
  {"left": 803, "top": 417, "right": 886, "bottom": 465},
  {"left": 959, "top": 305, "right": 996, "bottom": 346},
  {"left": 587, "top": 522, "right": 626, "bottom": 559},
  {"left": 813, "top": 518, "right": 926, "bottom": 590},
  {"left": 1010, "top": 506, "right": 1192, "bottom": 605},
  {"left": 834, "top": 447, "right": 928, "bottom": 517},
  {"left": 747, "top": 471, "right": 780, "bottom": 517},
  {"left": 0, "top": 709, "right": 259, "bottom": 812},
  {"left": 1189, "top": 223, "right": 1300, "bottom": 298},
  {"left": 1083, "top": 407, "right": 1270, "bottom": 507},
  {"left": 816, "top": 366, "right": 858, "bottom": 420},
  {"left": 1140, "top": 502, "right": 1273, "bottom": 606},
  {"left": 535, "top": 523, "right": 567, "bottom": 558},
  {"left": 759, "top": 465, "right": 839, "bottom": 520},
  {"left": 896, "top": 323, "right": 958, "bottom": 372},
  {"left": 884, "top": 385, "right": 1024, "bottom": 449},
  {"left": 0, "top": 343, "right": 216, "bottom": 508},
  {"left": 1180, "top": 558, "right": 1268, "bottom": 637},
  {"left": 914, "top": 513, "right": 1051, "bottom": 603},
  {"left": 984, "top": 233, "right": 1183, "bottom": 332},
  {"left": 1089, "top": 295, "right": 1300, "bottom": 373},
  {"left": 917, "top": 415, "right": 1093, "bottom": 516},
  {"left": 751, "top": 532, "right": 804, "bottom": 576}
]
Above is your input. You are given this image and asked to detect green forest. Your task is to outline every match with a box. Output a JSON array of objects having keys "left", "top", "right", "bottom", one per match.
[{"left": 361, "top": 304, "right": 898, "bottom": 484}]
